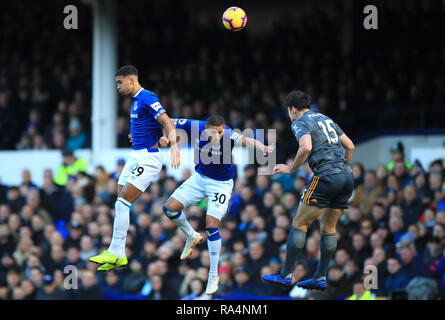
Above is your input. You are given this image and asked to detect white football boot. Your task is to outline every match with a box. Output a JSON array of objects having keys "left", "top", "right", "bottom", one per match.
[
  {"left": 180, "top": 231, "right": 203, "bottom": 260},
  {"left": 206, "top": 273, "right": 220, "bottom": 295}
]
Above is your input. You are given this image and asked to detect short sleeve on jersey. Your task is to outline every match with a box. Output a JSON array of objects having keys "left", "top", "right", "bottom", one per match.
[
  {"left": 174, "top": 118, "right": 191, "bottom": 131},
  {"left": 292, "top": 121, "right": 310, "bottom": 141},
  {"left": 173, "top": 119, "right": 202, "bottom": 136},
  {"left": 142, "top": 94, "right": 166, "bottom": 120},
  {"left": 333, "top": 122, "right": 345, "bottom": 137}
]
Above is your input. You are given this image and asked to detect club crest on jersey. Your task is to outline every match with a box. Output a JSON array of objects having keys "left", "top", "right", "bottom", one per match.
[{"left": 133, "top": 101, "right": 138, "bottom": 111}]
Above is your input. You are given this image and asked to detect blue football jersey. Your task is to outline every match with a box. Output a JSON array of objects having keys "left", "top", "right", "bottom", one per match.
[
  {"left": 130, "top": 88, "right": 166, "bottom": 150},
  {"left": 173, "top": 119, "right": 243, "bottom": 181}
]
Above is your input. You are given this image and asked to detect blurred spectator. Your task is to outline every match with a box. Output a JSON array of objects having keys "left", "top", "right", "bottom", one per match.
[
  {"left": 66, "top": 119, "right": 86, "bottom": 151},
  {"left": 21, "top": 279, "right": 36, "bottom": 300},
  {"left": 180, "top": 276, "right": 208, "bottom": 300},
  {"left": 350, "top": 170, "right": 382, "bottom": 216},
  {"left": 75, "top": 270, "right": 103, "bottom": 300},
  {"left": 406, "top": 277, "right": 439, "bottom": 300},
  {"left": 401, "top": 185, "right": 424, "bottom": 226},
  {"left": 79, "top": 235, "right": 97, "bottom": 261},
  {"left": 351, "top": 163, "right": 365, "bottom": 188},
  {"left": 0, "top": 1, "right": 445, "bottom": 301},
  {"left": 94, "top": 166, "right": 110, "bottom": 196},
  {"left": 64, "top": 221, "right": 84, "bottom": 249},
  {"left": 288, "top": 263, "right": 310, "bottom": 299},
  {"left": 147, "top": 274, "right": 177, "bottom": 300},
  {"left": 385, "top": 257, "right": 409, "bottom": 297},
  {"left": 347, "top": 280, "right": 376, "bottom": 300},
  {"left": 99, "top": 270, "right": 124, "bottom": 297},
  {"left": 54, "top": 148, "right": 87, "bottom": 186},
  {"left": 35, "top": 274, "right": 67, "bottom": 300},
  {"left": 399, "top": 246, "right": 430, "bottom": 281},
  {"left": 387, "top": 141, "right": 412, "bottom": 172},
  {"left": 123, "top": 259, "right": 146, "bottom": 294},
  {"left": 110, "top": 158, "right": 126, "bottom": 181},
  {"left": 228, "top": 267, "right": 254, "bottom": 296},
  {"left": 423, "top": 236, "right": 442, "bottom": 274},
  {"left": 325, "top": 265, "right": 351, "bottom": 299},
  {"left": 244, "top": 241, "right": 268, "bottom": 284},
  {"left": 351, "top": 233, "right": 372, "bottom": 270},
  {"left": 65, "top": 246, "right": 85, "bottom": 269}
]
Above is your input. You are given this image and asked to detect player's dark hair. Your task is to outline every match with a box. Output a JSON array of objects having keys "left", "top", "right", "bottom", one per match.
[
  {"left": 206, "top": 115, "right": 226, "bottom": 127},
  {"left": 284, "top": 90, "right": 311, "bottom": 110},
  {"left": 116, "top": 65, "right": 138, "bottom": 77}
]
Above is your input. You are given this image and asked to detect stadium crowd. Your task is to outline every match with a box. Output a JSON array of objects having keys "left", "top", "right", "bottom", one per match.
[
  {"left": 1, "top": 1, "right": 445, "bottom": 157},
  {"left": 1, "top": 0, "right": 445, "bottom": 300},
  {"left": 0, "top": 143, "right": 445, "bottom": 300}
]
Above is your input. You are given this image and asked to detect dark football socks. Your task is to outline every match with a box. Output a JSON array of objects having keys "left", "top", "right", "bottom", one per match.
[
  {"left": 280, "top": 226, "right": 307, "bottom": 278},
  {"left": 313, "top": 232, "right": 337, "bottom": 280}
]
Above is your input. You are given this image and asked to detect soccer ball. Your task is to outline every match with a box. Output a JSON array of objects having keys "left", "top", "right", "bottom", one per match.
[{"left": 222, "top": 7, "right": 247, "bottom": 31}]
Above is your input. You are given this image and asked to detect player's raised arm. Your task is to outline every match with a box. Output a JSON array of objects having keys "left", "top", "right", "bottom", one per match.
[
  {"left": 239, "top": 136, "right": 275, "bottom": 156},
  {"left": 273, "top": 134, "right": 312, "bottom": 175},
  {"left": 159, "top": 118, "right": 176, "bottom": 148},
  {"left": 157, "top": 113, "right": 180, "bottom": 169},
  {"left": 339, "top": 133, "right": 355, "bottom": 163}
]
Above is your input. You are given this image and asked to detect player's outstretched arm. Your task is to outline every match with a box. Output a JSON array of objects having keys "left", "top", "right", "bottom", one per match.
[
  {"left": 273, "top": 134, "right": 312, "bottom": 175},
  {"left": 339, "top": 133, "right": 355, "bottom": 163},
  {"left": 157, "top": 114, "right": 180, "bottom": 169},
  {"left": 239, "top": 136, "right": 275, "bottom": 156},
  {"left": 159, "top": 136, "right": 169, "bottom": 148}
]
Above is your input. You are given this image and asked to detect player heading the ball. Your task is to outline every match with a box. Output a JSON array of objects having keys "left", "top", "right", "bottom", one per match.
[
  {"left": 159, "top": 115, "right": 274, "bottom": 295},
  {"left": 89, "top": 65, "right": 180, "bottom": 271}
]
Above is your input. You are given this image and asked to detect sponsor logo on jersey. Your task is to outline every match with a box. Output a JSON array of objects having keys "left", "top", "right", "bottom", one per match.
[{"left": 193, "top": 140, "right": 223, "bottom": 156}]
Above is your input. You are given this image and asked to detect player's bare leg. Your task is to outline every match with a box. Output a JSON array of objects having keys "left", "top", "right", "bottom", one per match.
[
  {"left": 319, "top": 208, "right": 343, "bottom": 234},
  {"left": 118, "top": 182, "right": 143, "bottom": 203},
  {"left": 117, "top": 184, "right": 124, "bottom": 198},
  {"left": 162, "top": 197, "right": 201, "bottom": 260},
  {"left": 205, "top": 215, "right": 221, "bottom": 295},
  {"left": 292, "top": 202, "right": 325, "bottom": 232}
]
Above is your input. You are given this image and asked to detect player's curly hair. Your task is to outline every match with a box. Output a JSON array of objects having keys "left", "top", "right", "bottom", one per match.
[
  {"left": 116, "top": 65, "right": 138, "bottom": 77},
  {"left": 284, "top": 90, "right": 311, "bottom": 110}
]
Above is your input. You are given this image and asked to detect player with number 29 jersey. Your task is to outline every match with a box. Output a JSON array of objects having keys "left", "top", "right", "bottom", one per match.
[
  {"left": 89, "top": 65, "right": 180, "bottom": 273},
  {"left": 130, "top": 88, "right": 166, "bottom": 150}
]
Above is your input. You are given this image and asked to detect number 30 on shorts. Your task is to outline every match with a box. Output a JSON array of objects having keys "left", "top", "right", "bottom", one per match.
[
  {"left": 131, "top": 165, "right": 144, "bottom": 177},
  {"left": 212, "top": 193, "right": 227, "bottom": 204}
]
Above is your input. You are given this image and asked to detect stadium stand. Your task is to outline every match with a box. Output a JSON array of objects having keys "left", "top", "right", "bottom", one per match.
[{"left": 0, "top": 0, "right": 444, "bottom": 300}]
